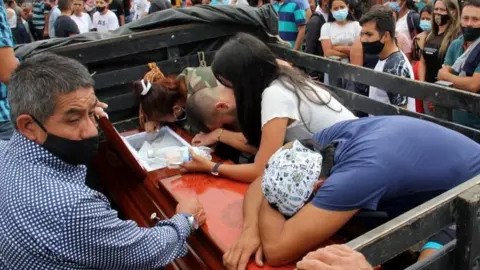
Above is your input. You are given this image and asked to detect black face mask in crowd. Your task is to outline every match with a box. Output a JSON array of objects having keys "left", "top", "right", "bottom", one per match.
[
  {"left": 96, "top": 6, "right": 106, "bottom": 12},
  {"left": 435, "top": 14, "right": 450, "bottom": 26},
  {"left": 462, "top": 27, "right": 480, "bottom": 42},
  {"left": 31, "top": 116, "right": 99, "bottom": 165},
  {"left": 362, "top": 39, "right": 385, "bottom": 55}
]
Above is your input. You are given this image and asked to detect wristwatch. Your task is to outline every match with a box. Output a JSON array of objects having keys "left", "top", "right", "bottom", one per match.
[
  {"left": 211, "top": 162, "right": 221, "bottom": 176},
  {"left": 181, "top": 213, "right": 199, "bottom": 231}
]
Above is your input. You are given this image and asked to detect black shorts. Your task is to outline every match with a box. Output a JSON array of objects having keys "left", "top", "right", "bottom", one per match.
[{"left": 422, "top": 225, "right": 456, "bottom": 251}]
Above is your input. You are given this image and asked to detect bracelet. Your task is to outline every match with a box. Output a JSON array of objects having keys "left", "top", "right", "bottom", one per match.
[{"left": 217, "top": 128, "right": 224, "bottom": 142}]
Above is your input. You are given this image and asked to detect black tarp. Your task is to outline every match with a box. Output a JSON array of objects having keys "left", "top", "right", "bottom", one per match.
[{"left": 14, "top": 4, "right": 278, "bottom": 59}]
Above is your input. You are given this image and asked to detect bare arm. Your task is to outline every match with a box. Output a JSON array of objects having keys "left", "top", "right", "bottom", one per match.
[
  {"left": 215, "top": 118, "right": 288, "bottom": 182},
  {"left": 120, "top": 14, "right": 125, "bottom": 25},
  {"left": 438, "top": 69, "right": 480, "bottom": 93},
  {"left": 43, "top": 12, "right": 50, "bottom": 37},
  {"left": 333, "top": 45, "right": 353, "bottom": 55},
  {"left": 0, "top": 47, "right": 18, "bottom": 83},
  {"left": 184, "top": 118, "right": 288, "bottom": 183},
  {"left": 219, "top": 130, "right": 257, "bottom": 155},
  {"left": 418, "top": 55, "right": 426, "bottom": 81},
  {"left": 349, "top": 37, "right": 363, "bottom": 67},
  {"left": 259, "top": 201, "right": 358, "bottom": 266},
  {"left": 223, "top": 177, "right": 265, "bottom": 270},
  {"left": 294, "top": 25, "right": 306, "bottom": 51},
  {"left": 321, "top": 39, "right": 348, "bottom": 58}
]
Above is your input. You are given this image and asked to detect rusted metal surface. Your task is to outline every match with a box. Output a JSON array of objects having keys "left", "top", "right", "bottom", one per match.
[
  {"left": 347, "top": 175, "right": 480, "bottom": 266},
  {"left": 454, "top": 185, "right": 480, "bottom": 270}
]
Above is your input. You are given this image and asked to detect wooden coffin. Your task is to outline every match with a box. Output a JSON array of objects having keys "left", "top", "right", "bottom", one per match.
[{"left": 92, "top": 117, "right": 341, "bottom": 269}]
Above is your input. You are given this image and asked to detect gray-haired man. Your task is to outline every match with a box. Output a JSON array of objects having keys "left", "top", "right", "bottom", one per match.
[{"left": 0, "top": 53, "right": 206, "bottom": 269}]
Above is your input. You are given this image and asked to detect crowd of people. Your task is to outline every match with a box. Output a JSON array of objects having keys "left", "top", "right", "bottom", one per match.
[{"left": 0, "top": 0, "right": 479, "bottom": 269}]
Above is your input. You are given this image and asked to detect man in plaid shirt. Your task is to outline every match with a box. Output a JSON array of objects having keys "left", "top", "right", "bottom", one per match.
[{"left": 0, "top": 4, "right": 19, "bottom": 140}]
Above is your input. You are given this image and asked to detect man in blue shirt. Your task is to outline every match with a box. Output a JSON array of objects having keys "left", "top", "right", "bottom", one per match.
[
  {"left": 0, "top": 5, "right": 18, "bottom": 140},
  {"left": 0, "top": 53, "right": 206, "bottom": 269},
  {"left": 223, "top": 116, "right": 480, "bottom": 269}
]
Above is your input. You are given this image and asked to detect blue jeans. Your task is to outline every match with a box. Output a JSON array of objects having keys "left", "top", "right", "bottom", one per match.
[{"left": 0, "top": 121, "right": 14, "bottom": 140}]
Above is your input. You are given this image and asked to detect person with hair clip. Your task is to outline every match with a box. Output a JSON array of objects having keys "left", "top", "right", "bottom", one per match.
[
  {"left": 418, "top": 0, "right": 460, "bottom": 115},
  {"left": 134, "top": 63, "right": 191, "bottom": 133},
  {"left": 135, "top": 62, "right": 256, "bottom": 158},
  {"left": 181, "top": 33, "right": 356, "bottom": 183}
]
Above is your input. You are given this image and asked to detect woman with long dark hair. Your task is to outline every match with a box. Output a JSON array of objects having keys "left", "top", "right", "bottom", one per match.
[
  {"left": 418, "top": 0, "right": 460, "bottom": 115},
  {"left": 182, "top": 33, "right": 356, "bottom": 182}
]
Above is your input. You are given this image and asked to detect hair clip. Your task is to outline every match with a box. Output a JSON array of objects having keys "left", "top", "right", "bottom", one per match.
[{"left": 141, "top": 79, "right": 152, "bottom": 95}]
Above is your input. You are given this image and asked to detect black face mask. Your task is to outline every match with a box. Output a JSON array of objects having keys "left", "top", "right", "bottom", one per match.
[
  {"left": 462, "top": 27, "right": 480, "bottom": 42},
  {"left": 362, "top": 39, "right": 385, "bottom": 55},
  {"left": 435, "top": 14, "right": 450, "bottom": 26},
  {"left": 31, "top": 116, "right": 99, "bottom": 165},
  {"left": 96, "top": 6, "right": 106, "bottom": 12}
]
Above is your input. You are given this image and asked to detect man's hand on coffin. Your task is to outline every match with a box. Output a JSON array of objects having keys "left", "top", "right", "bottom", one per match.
[
  {"left": 176, "top": 198, "right": 206, "bottom": 227},
  {"left": 144, "top": 121, "right": 160, "bottom": 133},
  {"left": 223, "top": 227, "right": 263, "bottom": 270},
  {"left": 191, "top": 130, "right": 221, "bottom": 147},
  {"left": 181, "top": 148, "right": 215, "bottom": 173},
  {"left": 94, "top": 101, "right": 109, "bottom": 119},
  {"left": 296, "top": 245, "right": 373, "bottom": 270}
]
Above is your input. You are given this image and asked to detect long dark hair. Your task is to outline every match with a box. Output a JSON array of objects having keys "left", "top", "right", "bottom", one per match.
[{"left": 211, "top": 33, "right": 339, "bottom": 148}]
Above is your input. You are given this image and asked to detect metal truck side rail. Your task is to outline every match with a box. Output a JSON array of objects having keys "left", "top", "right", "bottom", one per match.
[{"left": 346, "top": 175, "right": 480, "bottom": 269}]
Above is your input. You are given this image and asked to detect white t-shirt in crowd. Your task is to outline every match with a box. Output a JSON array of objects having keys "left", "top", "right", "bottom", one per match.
[
  {"left": 315, "top": 6, "right": 329, "bottom": 21},
  {"left": 319, "top": 21, "right": 362, "bottom": 46},
  {"left": 396, "top": 11, "right": 411, "bottom": 40},
  {"left": 369, "top": 51, "right": 416, "bottom": 113},
  {"left": 48, "top": 6, "right": 61, "bottom": 38},
  {"left": 92, "top": 10, "right": 119, "bottom": 32},
  {"left": 71, "top": 13, "right": 93, "bottom": 34},
  {"left": 132, "top": 0, "right": 151, "bottom": 21},
  {"left": 261, "top": 79, "right": 357, "bottom": 142}
]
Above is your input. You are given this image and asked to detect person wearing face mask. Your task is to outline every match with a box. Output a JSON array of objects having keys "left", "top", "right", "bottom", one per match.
[
  {"left": 92, "top": 0, "right": 119, "bottom": 32},
  {"left": 320, "top": 0, "right": 361, "bottom": 85},
  {"left": 437, "top": 0, "right": 480, "bottom": 128},
  {"left": 387, "top": 0, "right": 422, "bottom": 40},
  {"left": 0, "top": 53, "right": 207, "bottom": 269},
  {"left": 412, "top": 5, "right": 432, "bottom": 113},
  {"left": 418, "top": 0, "right": 460, "bottom": 115},
  {"left": 360, "top": 5, "right": 417, "bottom": 112},
  {"left": 413, "top": 5, "right": 433, "bottom": 61}
]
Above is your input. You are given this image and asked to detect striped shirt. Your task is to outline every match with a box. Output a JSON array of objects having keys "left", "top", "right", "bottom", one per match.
[
  {"left": 32, "top": 0, "right": 49, "bottom": 30},
  {"left": 0, "top": 5, "right": 14, "bottom": 122},
  {"left": 272, "top": 0, "right": 306, "bottom": 48}
]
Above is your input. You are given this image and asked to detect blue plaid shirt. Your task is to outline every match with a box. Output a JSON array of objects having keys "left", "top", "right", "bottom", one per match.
[
  {"left": 0, "top": 5, "right": 14, "bottom": 122},
  {"left": 0, "top": 133, "right": 192, "bottom": 269}
]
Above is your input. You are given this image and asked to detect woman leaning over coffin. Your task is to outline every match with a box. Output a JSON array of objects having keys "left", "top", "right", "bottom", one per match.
[{"left": 181, "top": 33, "right": 356, "bottom": 183}]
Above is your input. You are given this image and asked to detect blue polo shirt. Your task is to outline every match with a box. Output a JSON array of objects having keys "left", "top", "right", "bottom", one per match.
[
  {"left": 272, "top": 0, "right": 306, "bottom": 48},
  {"left": 311, "top": 116, "right": 480, "bottom": 218}
]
